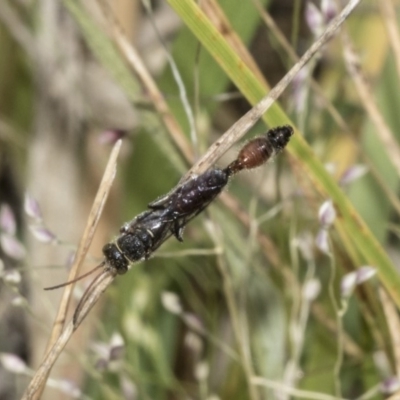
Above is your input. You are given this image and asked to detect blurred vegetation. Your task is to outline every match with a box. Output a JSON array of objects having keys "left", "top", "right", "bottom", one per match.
[{"left": 2, "top": 0, "right": 400, "bottom": 399}]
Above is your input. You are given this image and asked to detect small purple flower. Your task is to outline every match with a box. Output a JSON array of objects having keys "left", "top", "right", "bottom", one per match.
[
  {"left": 91, "top": 332, "right": 125, "bottom": 371},
  {"left": 184, "top": 332, "right": 203, "bottom": 355},
  {"left": 109, "top": 333, "right": 125, "bottom": 361},
  {"left": 98, "top": 129, "right": 127, "bottom": 145},
  {"left": 57, "top": 380, "right": 81, "bottom": 398},
  {"left": 291, "top": 67, "right": 309, "bottom": 114},
  {"left": 305, "top": 1, "right": 324, "bottom": 37},
  {"left": 381, "top": 376, "right": 400, "bottom": 394},
  {"left": 294, "top": 232, "right": 314, "bottom": 261},
  {"left": 0, "top": 353, "right": 28, "bottom": 374},
  {"left": 306, "top": 0, "right": 337, "bottom": 38},
  {"left": 321, "top": 0, "right": 337, "bottom": 23},
  {"left": 340, "top": 164, "right": 368, "bottom": 186},
  {"left": 24, "top": 193, "right": 42, "bottom": 220},
  {"left": 0, "top": 204, "right": 16, "bottom": 235},
  {"left": 183, "top": 313, "right": 205, "bottom": 333},
  {"left": 0, "top": 234, "right": 26, "bottom": 260},
  {"left": 355, "top": 266, "right": 376, "bottom": 284},
  {"left": 121, "top": 375, "right": 137, "bottom": 400},
  {"left": 341, "top": 266, "right": 376, "bottom": 297},
  {"left": 315, "top": 228, "right": 330, "bottom": 254},
  {"left": 29, "top": 226, "right": 57, "bottom": 243},
  {"left": 318, "top": 200, "right": 336, "bottom": 227},
  {"left": 341, "top": 271, "right": 357, "bottom": 298},
  {"left": 95, "top": 358, "right": 108, "bottom": 371}
]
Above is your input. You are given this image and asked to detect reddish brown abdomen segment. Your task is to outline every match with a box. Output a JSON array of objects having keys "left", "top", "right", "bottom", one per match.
[{"left": 234, "top": 137, "right": 273, "bottom": 172}]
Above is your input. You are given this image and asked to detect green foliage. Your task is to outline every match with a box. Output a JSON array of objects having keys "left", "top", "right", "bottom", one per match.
[{"left": 3, "top": 0, "right": 400, "bottom": 399}]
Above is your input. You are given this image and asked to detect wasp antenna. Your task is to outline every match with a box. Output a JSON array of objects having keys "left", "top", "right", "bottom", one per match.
[{"left": 44, "top": 262, "right": 105, "bottom": 291}]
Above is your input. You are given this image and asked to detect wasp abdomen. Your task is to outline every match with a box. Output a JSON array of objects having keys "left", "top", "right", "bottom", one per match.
[{"left": 225, "top": 125, "right": 293, "bottom": 176}]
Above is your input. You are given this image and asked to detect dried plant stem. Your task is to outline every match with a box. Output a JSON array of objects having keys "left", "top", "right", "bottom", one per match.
[
  {"left": 201, "top": 0, "right": 268, "bottom": 85},
  {"left": 186, "top": 0, "right": 361, "bottom": 178},
  {"left": 251, "top": 0, "right": 349, "bottom": 133},
  {"left": 22, "top": 0, "right": 360, "bottom": 397},
  {"left": 342, "top": 33, "right": 400, "bottom": 178},
  {"left": 378, "top": 287, "right": 400, "bottom": 379},
  {"left": 379, "top": 0, "right": 400, "bottom": 82},
  {"left": 0, "top": 0, "right": 36, "bottom": 61},
  {"left": 96, "top": 0, "right": 194, "bottom": 164},
  {"left": 24, "top": 140, "right": 121, "bottom": 400},
  {"left": 252, "top": 376, "right": 348, "bottom": 400},
  {"left": 48, "top": 140, "right": 121, "bottom": 340},
  {"left": 22, "top": 271, "right": 115, "bottom": 400}
]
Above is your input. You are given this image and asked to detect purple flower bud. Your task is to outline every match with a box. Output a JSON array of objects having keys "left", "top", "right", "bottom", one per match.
[
  {"left": 183, "top": 313, "right": 205, "bottom": 333},
  {"left": 0, "top": 353, "right": 28, "bottom": 374},
  {"left": 315, "top": 229, "right": 330, "bottom": 254},
  {"left": 305, "top": 1, "right": 324, "bottom": 36},
  {"left": 91, "top": 341, "right": 109, "bottom": 359},
  {"left": 95, "top": 358, "right": 108, "bottom": 371},
  {"left": 121, "top": 376, "right": 137, "bottom": 400},
  {"left": 291, "top": 67, "right": 309, "bottom": 114},
  {"left": 24, "top": 193, "right": 42, "bottom": 220},
  {"left": 0, "top": 234, "right": 26, "bottom": 260},
  {"left": 355, "top": 266, "right": 376, "bottom": 284},
  {"left": 98, "top": 129, "right": 127, "bottom": 145},
  {"left": 341, "top": 267, "right": 376, "bottom": 298},
  {"left": 184, "top": 332, "right": 203, "bottom": 355},
  {"left": 293, "top": 232, "right": 314, "bottom": 261},
  {"left": 321, "top": 0, "right": 337, "bottom": 23},
  {"left": 109, "top": 345, "right": 124, "bottom": 362},
  {"left": 109, "top": 333, "right": 125, "bottom": 361},
  {"left": 318, "top": 200, "right": 336, "bottom": 227},
  {"left": 381, "top": 376, "right": 400, "bottom": 394},
  {"left": 0, "top": 204, "right": 16, "bottom": 235},
  {"left": 57, "top": 380, "right": 81, "bottom": 398},
  {"left": 341, "top": 271, "right": 357, "bottom": 297},
  {"left": 373, "top": 350, "right": 390, "bottom": 376},
  {"left": 29, "top": 226, "right": 57, "bottom": 243},
  {"left": 340, "top": 164, "right": 368, "bottom": 186}
]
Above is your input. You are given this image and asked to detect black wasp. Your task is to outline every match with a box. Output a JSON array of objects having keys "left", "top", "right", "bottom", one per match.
[
  {"left": 102, "top": 125, "right": 293, "bottom": 274},
  {"left": 46, "top": 125, "right": 293, "bottom": 317}
]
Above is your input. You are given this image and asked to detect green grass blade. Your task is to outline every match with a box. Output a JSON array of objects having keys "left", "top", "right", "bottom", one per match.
[{"left": 167, "top": 0, "right": 400, "bottom": 307}]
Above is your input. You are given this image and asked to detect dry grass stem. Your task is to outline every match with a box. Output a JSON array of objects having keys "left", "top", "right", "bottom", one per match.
[
  {"left": 251, "top": 0, "right": 350, "bottom": 133},
  {"left": 21, "top": 324, "right": 74, "bottom": 400},
  {"left": 22, "top": 1, "right": 361, "bottom": 397},
  {"left": 22, "top": 272, "right": 115, "bottom": 400},
  {"left": 379, "top": 0, "right": 400, "bottom": 82},
  {"left": 201, "top": 0, "right": 268, "bottom": 85},
  {"left": 24, "top": 140, "right": 122, "bottom": 400},
  {"left": 379, "top": 287, "right": 400, "bottom": 378},
  {"left": 96, "top": 0, "right": 195, "bottom": 164},
  {"left": 342, "top": 35, "right": 400, "bottom": 178},
  {"left": 0, "top": 1, "right": 36, "bottom": 61},
  {"left": 251, "top": 377, "right": 348, "bottom": 400},
  {"left": 186, "top": 0, "right": 361, "bottom": 178}
]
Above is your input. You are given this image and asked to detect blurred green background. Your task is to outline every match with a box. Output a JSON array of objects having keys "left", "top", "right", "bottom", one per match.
[{"left": 1, "top": 0, "right": 400, "bottom": 399}]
